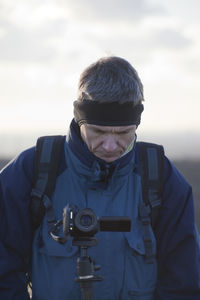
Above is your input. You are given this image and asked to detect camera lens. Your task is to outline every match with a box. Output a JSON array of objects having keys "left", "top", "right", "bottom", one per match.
[
  {"left": 74, "top": 208, "right": 98, "bottom": 235},
  {"left": 80, "top": 215, "right": 92, "bottom": 227}
]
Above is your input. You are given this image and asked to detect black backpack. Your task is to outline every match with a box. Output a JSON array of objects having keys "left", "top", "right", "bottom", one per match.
[{"left": 30, "top": 135, "right": 164, "bottom": 263}]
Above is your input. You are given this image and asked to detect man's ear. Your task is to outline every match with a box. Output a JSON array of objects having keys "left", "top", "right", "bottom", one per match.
[{"left": 79, "top": 124, "right": 86, "bottom": 142}]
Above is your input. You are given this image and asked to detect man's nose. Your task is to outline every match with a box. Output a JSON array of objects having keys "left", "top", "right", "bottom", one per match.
[{"left": 102, "top": 135, "right": 118, "bottom": 152}]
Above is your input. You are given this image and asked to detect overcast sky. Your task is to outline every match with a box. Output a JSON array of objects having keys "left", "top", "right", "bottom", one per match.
[{"left": 0, "top": 0, "right": 200, "bottom": 157}]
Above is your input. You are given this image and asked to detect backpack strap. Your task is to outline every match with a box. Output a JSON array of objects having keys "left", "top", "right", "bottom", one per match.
[
  {"left": 30, "top": 135, "right": 66, "bottom": 230},
  {"left": 137, "top": 142, "right": 164, "bottom": 227},
  {"left": 137, "top": 142, "right": 164, "bottom": 263}
]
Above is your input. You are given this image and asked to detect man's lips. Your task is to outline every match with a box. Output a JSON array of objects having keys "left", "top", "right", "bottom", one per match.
[
  {"left": 103, "top": 154, "right": 118, "bottom": 158},
  {"left": 97, "top": 152, "right": 121, "bottom": 159}
]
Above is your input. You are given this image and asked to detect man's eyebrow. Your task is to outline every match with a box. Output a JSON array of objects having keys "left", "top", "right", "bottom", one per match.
[
  {"left": 90, "top": 127, "right": 106, "bottom": 133},
  {"left": 118, "top": 127, "right": 134, "bottom": 133},
  {"left": 122, "top": 128, "right": 133, "bottom": 132}
]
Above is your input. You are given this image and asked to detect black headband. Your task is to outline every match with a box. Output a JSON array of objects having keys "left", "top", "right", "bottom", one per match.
[{"left": 73, "top": 100, "right": 144, "bottom": 126}]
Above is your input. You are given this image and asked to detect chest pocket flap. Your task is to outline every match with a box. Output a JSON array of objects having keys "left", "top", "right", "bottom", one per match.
[{"left": 124, "top": 219, "right": 157, "bottom": 258}]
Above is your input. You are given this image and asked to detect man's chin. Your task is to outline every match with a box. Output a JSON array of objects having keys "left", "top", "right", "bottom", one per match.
[{"left": 95, "top": 153, "right": 120, "bottom": 163}]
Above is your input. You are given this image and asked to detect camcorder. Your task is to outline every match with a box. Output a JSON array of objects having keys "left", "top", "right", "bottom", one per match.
[{"left": 63, "top": 203, "right": 131, "bottom": 238}]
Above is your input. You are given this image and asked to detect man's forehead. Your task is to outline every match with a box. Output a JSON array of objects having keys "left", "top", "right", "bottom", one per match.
[{"left": 85, "top": 124, "right": 136, "bottom": 132}]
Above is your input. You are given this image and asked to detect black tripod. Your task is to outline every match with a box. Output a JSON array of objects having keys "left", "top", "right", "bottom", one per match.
[
  {"left": 73, "top": 237, "right": 103, "bottom": 300},
  {"left": 50, "top": 204, "right": 131, "bottom": 299}
]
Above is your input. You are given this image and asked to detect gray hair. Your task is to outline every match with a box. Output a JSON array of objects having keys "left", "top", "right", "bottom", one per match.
[{"left": 77, "top": 56, "right": 144, "bottom": 105}]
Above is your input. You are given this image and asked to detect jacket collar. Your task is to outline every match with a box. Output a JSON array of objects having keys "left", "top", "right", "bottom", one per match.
[{"left": 66, "top": 119, "right": 137, "bottom": 189}]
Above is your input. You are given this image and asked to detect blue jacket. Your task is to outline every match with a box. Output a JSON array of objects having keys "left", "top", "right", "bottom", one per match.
[{"left": 0, "top": 120, "right": 200, "bottom": 300}]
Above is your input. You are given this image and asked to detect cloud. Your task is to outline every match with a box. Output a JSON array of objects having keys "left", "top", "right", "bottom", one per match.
[
  {"left": 78, "top": 24, "right": 194, "bottom": 66},
  {"left": 0, "top": 1, "right": 174, "bottom": 64},
  {"left": 0, "top": 1, "right": 70, "bottom": 62},
  {"left": 157, "top": 0, "right": 200, "bottom": 25},
  {"left": 152, "top": 28, "right": 193, "bottom": 49},
  {"left": 0, "top": 0, "right": 166, "bottom": 27},
  {"left": 0, "top": 18, "right": 68, "bottom": 62},
  {"left": 57, "top": 0, "right": 166, "bottom": 22}
]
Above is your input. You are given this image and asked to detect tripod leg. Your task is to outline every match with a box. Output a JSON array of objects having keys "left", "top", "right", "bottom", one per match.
[
  {"left": 80, "top": 281, "right": 94, "bottom": 300},
  {"left": 76, "top": 255, "right": 95, "bottom": 300}
]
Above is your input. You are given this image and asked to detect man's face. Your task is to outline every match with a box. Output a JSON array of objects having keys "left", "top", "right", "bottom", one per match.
[{"left": 80, "top": 123, "right": 136, "bottom": 163}]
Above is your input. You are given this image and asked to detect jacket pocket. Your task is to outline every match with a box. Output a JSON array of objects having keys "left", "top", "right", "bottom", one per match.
[
  {"left": 31, "top": 227, "right": 80, "bottom": 300},
  {"left": 121, "top": 231, "right": 157, "bottom": 300}
]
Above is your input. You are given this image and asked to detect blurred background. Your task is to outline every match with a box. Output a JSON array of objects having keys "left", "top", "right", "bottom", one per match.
[{"left": 0, "top": 0, "right": 199, "bottom": 229}]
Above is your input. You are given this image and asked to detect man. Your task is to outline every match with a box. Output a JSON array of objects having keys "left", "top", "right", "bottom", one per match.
[{"left": 0, "top": 56, "right": 199, "bottom": 300}]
